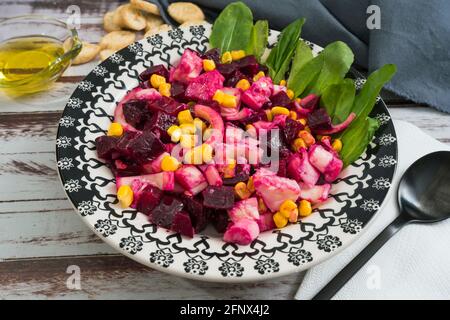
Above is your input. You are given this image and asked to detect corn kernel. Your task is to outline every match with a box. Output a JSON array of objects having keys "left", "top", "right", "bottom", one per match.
[
  {"left": 107, "top": 122, "right": 123, "bottom": 137},
  {"left": 279, "top": 80, "right": 287, "bottom": 86},
  {"left": 288, "top": 210, "right": 299, "bottom": 223},
  {"left": 177, "top": 109, "right": 194, "bottom": 124},
  {"left": 150, "top": 74, "right": 166, "bottom": 89},
  {"left": 180, "top": 134, "right": 196, "bottom": 149},
  {"left": 245, "top": 124, "right": 257, "bottom": 138},
  {"left": 279, "top": 200, "right": 297, "bottom": 218},
  {"left": 159, "top": 82, "right": 171, "bottom": 97},
  {"left": 161, "top": 155, "right": 180, "bottom": 171},
  {"left": 298, "top": 118, "right": 307, "bottom": 126},
  {"left": 236, "top": 79, "right": 250, "bottom": 91},
  {"left": 273, "top": 212, "right": 288, "bottom": 228},
  {"left": 253, "top": 71, "right": 265, "bottom": 82},
  {"left": 286, "top": 89, "right": 295, "bottom": 99},
  {"left": 183, "top": 147, "right": 203, "bottom": 164},
  {"left": 193, "top": 118, "right": 206, "bottom": 132},
  {"left": 221, "top": 51, "right": 232, "bottom": 64},
  {"left": 299, "top": 200, "right": 312, "bottom": 217},
  {"left": 332, "top": 139, "right": 343, "bottom": 152},
  {"left": 167, "top": 125, "right": 182, "bottom": 143},
  {"left": 203, "top": 127, "right": 213, "bottom": 141},
  {"left": 271, "top": 106, "right": 290, "bottom": 116},
  {"left": 247, "top": 176, "right": 255, "bottom": 193},
  {"left": 304, "top": 126, "right": 311, "bottom": 133},
  {"left": 202, "top": 143, "right": 213, "bottom": 163},
  {"left": 180, "top": 123, "right": 196, "bottom": 134},
  {"left": 221, "top": 94, "right": 237, "bottom": 108},
  {"left": 289, "top": 111, "right": 298, "bottom": 120},
  {"left": 292, "top": 138, "right": 307, "bottom": 152},
  {"left": 117, "top": 185, "right": 133, "bottom": 208},
  {"left": 265, "top": 109, "right": 273, "bottom": 121},
  {"left": 299, "top": 130, "right": 315, "bottom": 146},
  {"left": 258, "top": 197, "right": 268, "bottom": 213},
  {"left": 231, "top": 50, "right": 246, "bottom": 61},
  {"left": 223, "top": 159, "right": 236, "bottom": 178},
  {"left": 234, "top": 182, "right": 251, "bottom": 200},
  {"left": 213, "top": 90, "right": 225, "bottom": 104},
  {"left": 202, "top": 59, "right": 216, "bottom": 72}
]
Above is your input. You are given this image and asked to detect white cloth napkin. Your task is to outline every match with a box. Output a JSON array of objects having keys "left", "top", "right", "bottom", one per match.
[{"left": 295, "top": 120, "right": 450, "bottom": 300}]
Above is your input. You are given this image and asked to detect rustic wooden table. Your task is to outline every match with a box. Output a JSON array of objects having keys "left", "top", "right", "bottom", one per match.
[{"left": 1, "top": 0, "right": 449, "bottom": 299}]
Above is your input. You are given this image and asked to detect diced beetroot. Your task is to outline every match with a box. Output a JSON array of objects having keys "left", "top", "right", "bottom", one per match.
[
  {"left": 204, "top": 165, "right": 223, "bottom": 187},
  {"left": 202, "top": 185, "right": 235, "bottom": 209},
  {"left": 136, "top": 185, "right": 163, "bottom": 215},
  {"left": 170, "top": 81, "right": 187, "bottom": 102},
  {"left": 185, "top": 70, "right": 225, "bottom": 102},
  {"left": 194, "top": 104, "right": 224, "bottom": 146},
  {"left": 223, "top": 219, "right": 260, "bottom": 245},
  {"left": 282, "top": 118, "right": 304, "bottom": 145},
  {"left": 210, "top": 209, "right": 229, "bottom": 233},
  {"left": 253, "top": 120, "right": 277, "bottom": 132},
  {"left": 116, "top": 171, "right": 175, "bottom": 191},
  {"left": 239, "top": 109, "right": 268, "bottom": 125},
  {"left": 228, "top": 198, "right": 260, "bottom": 223},
  {"left": 116, "top": 131, "right": 165, "bottom": 164},
  {"left": 272, "top": 114, "right": 288, "bottom": 127},
  {"left": 175, "top": 165, "right": 208, "bottom": 196},
  {"left": 171, "top": 211, "right": 195, "bottom": 238},
  {"left": 300, "top": 93, "right": 320, "bottom": 110},
  {"left": 182, "top": 195, "right": 208, "bottom": 232},
  {"left": 307, "top": 108, "right": 332, "bottom": 131},
  {"left": 139, "top": 64, "right": 169, "bottom": 82},
  {"left": 298, "top": 183, "right": 331, "bottom": 203},
  {"left": 148, "top": 96, "right": 188, "bottom": 115},
  {"left": 272, "top": 84, "right": 287, "bottom": 96},
  {"left": 270, "top": 91, "right": 291, "bottom": 107},
  {"left": 241, "top": 76, "right": 273, "bottom": 110},
  {"left": 200, "top": 48, "right": 221, "bottom": 65},
  {"left": 122, "top": 99, "right": 151, "bottom": 130},
  {"left": 144, "top": 111, "right": 178, "bottom": 143},
  {"left": 253, "top": 168, "right": 301, "bottom": 212},
  {"left": 151, "top": 196, "right": 184, "bottom": 228},
  {"left": 287, "top": 149, "right": 320, "bottom": 187},
  {"left": 277, "top": 158, "right": 287, "bottom": 177},
  {"left": 216, "top": 62, "right": 239, "bottom": 79},
  {"left": 223, "top": 107, "right": 254, "bottom": 121},
  {"left": 224, "top": 70, "right": 248, "bottom": 87},
  {"left": 236, "top": 55, "right": 260, "bottom": 77},
  {"left": 114, "top": 87, "right": 146, "bottom": 131},
  {"left": 96, "top": 135, "right": 119, "bottom": 159},
  {"left": 169, "top": 49, "right": 203, "bottom": 83},
  {"left": 222, "top": 164, "right": 250, "bottom": 185},
  {"left": 255, "top": 212, "right": 276, "bottom": 232},
  {"left": 309, "top": 144, "right": 343, "bottom": 182},
  {"left": 314, "top": 112, "right": 356, "bottom": 135}
]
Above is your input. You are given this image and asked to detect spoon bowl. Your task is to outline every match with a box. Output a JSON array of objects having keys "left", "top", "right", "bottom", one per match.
[{"left": 398, "top": 151, "right": 450, "bottom": 222}]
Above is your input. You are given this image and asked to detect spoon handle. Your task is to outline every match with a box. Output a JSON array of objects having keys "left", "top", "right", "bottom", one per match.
[{"left": 312, "top": 214, "right": 409, "bottom": 300}]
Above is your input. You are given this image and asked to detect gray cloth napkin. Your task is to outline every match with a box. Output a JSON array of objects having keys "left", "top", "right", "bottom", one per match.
[{"left": 156, "top": 0, "right": 450, "bottom": 113}]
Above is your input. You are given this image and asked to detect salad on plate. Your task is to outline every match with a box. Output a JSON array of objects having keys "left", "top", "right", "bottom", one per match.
[{"left": 95, "top": 2, "right": 396, "bottom": 245}]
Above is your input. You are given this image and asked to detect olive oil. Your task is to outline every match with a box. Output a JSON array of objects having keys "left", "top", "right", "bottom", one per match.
[{"left": 0, "top": 35, "right": 65, "bottom": 94}]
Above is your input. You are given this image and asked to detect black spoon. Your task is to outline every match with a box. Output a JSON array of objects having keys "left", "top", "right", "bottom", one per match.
[{"left": 313, "top": 151, "right": 450, "bottom": 300}]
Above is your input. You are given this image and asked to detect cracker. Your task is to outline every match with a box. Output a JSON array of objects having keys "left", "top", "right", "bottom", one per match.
[
  {"left": 99, "top": 49, "right": 116, "bottom": 61},
  {"left": 103, "top": 11, "right": 121, "bottom": 32},
  {"left": 144, "top": 24, "right": 172, "bottom": 38},
  {"left": 72, "top": 42, "right": 100, "bottom": 65},
  {"left": 130, "top": 0, "right": 160, "bottom": 16},
  {"left": 168, "top": 2, "right": 204, "bottom": 24},
  {"left": 99, "top": 31, "right": 136, "bottom": 51},
  {"left": 113, "top": 4, "right": 146, "bottom": 31},
  {"left": 143, "top": 12, "right": 164, "bottom": 32},
  {"left": 180, "top": 20, "right": 206, "bottom": 28}
]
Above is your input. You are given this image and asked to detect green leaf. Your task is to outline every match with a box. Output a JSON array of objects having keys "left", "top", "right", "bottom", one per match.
[
  {"left": 309, "top": 41, "right": 354, "bottom": 95},
  {"left": 352, "top": 64, "right": 397, "bottom": 120},
  {"left": 266, "top": 18, "right": 305, "bottom": 83},
  {"left": 246, "top": 20, "right": 268, "bottom": 61},
  {"left": 287, "top": 40, "right": 313, "bottom": 90},
  {"left": 290, "top": 54, "right": 324, "bottom": 97},
  {"left": 209, "top": 2, "right": 254, "bottom": 52},
  {"left": 340, "top": 117, "right": 380, "bottom": 167},
  {"left": 321, "top": 78, "right": 356, "bottom": 123}
]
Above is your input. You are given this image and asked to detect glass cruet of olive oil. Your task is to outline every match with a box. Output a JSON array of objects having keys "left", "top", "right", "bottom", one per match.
[{"left": 0, "top": 15, "right": 82, "bottom": 95}]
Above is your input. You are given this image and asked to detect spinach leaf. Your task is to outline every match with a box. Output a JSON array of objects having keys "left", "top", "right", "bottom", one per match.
[
  {"left": 209, "top": 2, "right": 254, "bottom": 52},
  {"left": 309, "top": 41, "right": 354, "bottom": 95},
  {"left": 266, "top": 18, "right": 305, "bottom": 83},
  {"left": 352, "top": 64, "right": 397, "bottom": 120},
  {"left": 321, "top": 78, "right": 355, "bottom": 123},
  {"left": 340, "top": 117, "right": 379, "bottom": 167},
  {"left": 246, "top": 20, "right": 269, "bottom": 61},
  {"left": 287, "top": 40, "right": 313, "bottom": 91},
  {"left": 289, "top": 54, "right": 324, "bottom": 97}
]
